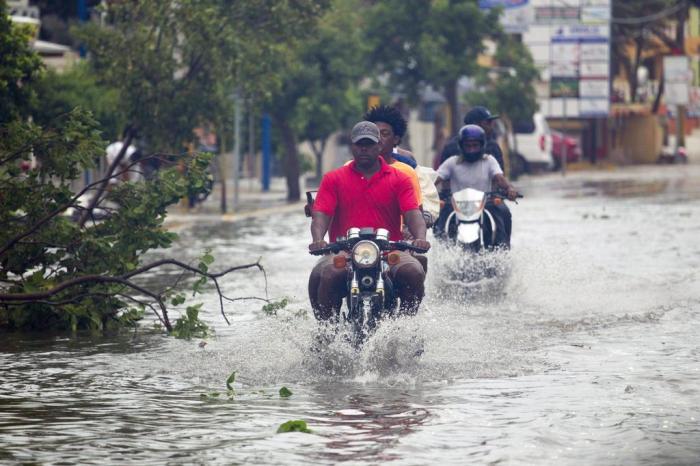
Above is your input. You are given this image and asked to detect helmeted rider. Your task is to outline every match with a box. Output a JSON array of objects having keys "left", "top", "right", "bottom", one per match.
[
  {"left": 433, "top": 124, "right": 518, "bottom": 248},
  {"left": 437, "top": 106, "right": 504, "bottom": 171}
]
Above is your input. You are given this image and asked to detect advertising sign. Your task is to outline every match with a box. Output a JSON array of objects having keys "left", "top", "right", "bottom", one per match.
[
  {"left": 478, "top": 0, "right": 532, "bottom": 33},
  {"left": 539, "top": 0, "right": 611, "bottom": 117},
  {"left": 664, "top": 56, "right": 690, "bottom": 106}
]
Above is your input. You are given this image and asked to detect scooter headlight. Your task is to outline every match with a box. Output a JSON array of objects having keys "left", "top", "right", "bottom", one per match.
[
  {"left": 352, "top": 240, "right": 380, "bottom": 268},
  {"left": 452, "top": 198, "right": 484, "bottom": 218}
]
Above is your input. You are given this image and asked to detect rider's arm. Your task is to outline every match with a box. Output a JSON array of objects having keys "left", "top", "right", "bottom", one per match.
[
  {"left": 404, "top": 208, "right": 427, "bottom": 240},
  {"left": 492, "top": 173, "right": 518, "bottom": 200},
  {"left": 434, "top": 176, "right": 445, "bottom": 191},
  {"left": 310, "top": 211, "right": 332, "bottom": 244}
]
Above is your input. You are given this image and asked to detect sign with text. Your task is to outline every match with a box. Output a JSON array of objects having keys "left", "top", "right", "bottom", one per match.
[
  {"left": 664, "top": 56, "right": 690, "bottom": 105},
  {"left": 534, "top": 0, "right": 611, "bottom": 117}
]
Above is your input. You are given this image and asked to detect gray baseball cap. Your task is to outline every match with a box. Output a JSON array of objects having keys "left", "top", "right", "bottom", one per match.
[{"left": 350, "top": 121, "right": 380, "bottom": 143}]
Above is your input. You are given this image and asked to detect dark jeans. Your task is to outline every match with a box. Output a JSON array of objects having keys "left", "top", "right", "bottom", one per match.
[
  {"left": 484, "top": 201, "right": 511, "bottom": 248},
  {"left": 308, "top": 251, "right": 426, "bottom": 320}
]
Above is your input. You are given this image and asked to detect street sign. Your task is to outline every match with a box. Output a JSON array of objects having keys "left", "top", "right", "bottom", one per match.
[{"left": 664, "top": 56, "right": 691, "bottom": 105}]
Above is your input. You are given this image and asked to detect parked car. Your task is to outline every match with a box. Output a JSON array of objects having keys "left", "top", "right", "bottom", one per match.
[
  {"left": 551, "top": 131, "right": 582, "bottom": 168},
  {"left": 499, "top": 112, "right": 554, "bottom": 178}
]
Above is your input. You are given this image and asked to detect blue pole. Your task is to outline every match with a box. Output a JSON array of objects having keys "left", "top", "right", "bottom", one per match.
[
  {"left": 261, "top": 114, "right": 271, "bottom": 192},
  {"left": 77, "top": 0, "right": 87, "bottom": 57}
]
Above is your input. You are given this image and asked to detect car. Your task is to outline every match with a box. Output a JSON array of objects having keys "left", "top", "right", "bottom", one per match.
[
  {"left": 551, "top": 131, "right": 582, "bottom": 168},
  {"left": 506, "top": 112, "right": 554, "bottom": 177}
]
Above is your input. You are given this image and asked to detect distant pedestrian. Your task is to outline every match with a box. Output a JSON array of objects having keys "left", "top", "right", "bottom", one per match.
[{"left": 105, "top": 128, "right": 139, "bottom": 185}]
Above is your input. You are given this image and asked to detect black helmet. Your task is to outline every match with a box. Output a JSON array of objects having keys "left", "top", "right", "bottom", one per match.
[
  {"left": 458, "top": 124, "right": 486, "bottom": 162},
  {"left": 463, "top": 106, "right": 499, "bottom": 125}
]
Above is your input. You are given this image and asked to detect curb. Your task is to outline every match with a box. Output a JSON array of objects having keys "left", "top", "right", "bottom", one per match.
[{"left": 164, "top": 201, "right": 304, "bottom": 229}]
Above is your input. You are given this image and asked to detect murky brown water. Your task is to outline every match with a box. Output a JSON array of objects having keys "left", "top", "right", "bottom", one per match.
[{"left": 2, "top": 164, "right": 700, "bottom": 465}]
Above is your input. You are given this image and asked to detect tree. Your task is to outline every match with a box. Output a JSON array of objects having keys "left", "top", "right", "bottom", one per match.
[
  {"left": 261, "top": 0, "right": 364, "bottom": 200},
  {"left": 32, "top": 62, "right": 125, "bottom": 141},
  {"left": 76, "top": 1, "right": 326, "bottom": 153},
  {"left": 466, "top": 35, "right": 539, "bottom": 132},
  {"left": 612, "top": 0, "right": 693, "bottom": 104},
  {"left": 364, "top": 0, "right": 501, "bottom": 136},
  {"left": 0, "top": 0, "right": 273, "bottom": 333}
]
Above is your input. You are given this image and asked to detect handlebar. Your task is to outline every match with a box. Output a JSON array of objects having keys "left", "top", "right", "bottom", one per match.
[
  {"left": 309, "top": 239, "right": 428, "bottom": 256},
  {"left": 487, "top": 190, "right": 524, "bottom": 199}
]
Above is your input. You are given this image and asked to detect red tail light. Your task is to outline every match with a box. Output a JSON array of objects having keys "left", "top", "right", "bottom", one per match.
[{"left": 539, "top": 135, "right": 545, "bottom": 152}]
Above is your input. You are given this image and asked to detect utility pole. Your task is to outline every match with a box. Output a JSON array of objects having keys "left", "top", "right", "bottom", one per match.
[
  {"left": 233, "top": 92, "right": 242, "bottom": 210},
  {"left": 261, "top": 114, "right": 271, "bottom": 192},
  {"left": 562, "top": 97, "right": 567, "bottom": 176}
]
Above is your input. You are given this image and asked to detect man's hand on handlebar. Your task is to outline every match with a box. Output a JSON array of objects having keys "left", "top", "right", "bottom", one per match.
[
  {"left": 412, "top": 238, "right": 431, "bottom": 251},
  {"left": 505, "top": 187, "right": 519, "bottom": 201},
  {"left": 308, "top": 240, "right": 328, "bottom": 252}
]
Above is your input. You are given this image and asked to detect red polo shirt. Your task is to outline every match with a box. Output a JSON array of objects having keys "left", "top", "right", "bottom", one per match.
[{"left": 313, "top": 157, "right": 419, "bottom": 241}]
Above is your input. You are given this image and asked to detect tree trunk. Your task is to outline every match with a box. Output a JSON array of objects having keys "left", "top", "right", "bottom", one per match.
[
  {"left": 630, "top": 36, "right": 644, "bottom": 103},
  {"left": 444, "top": 79, "right": 460, "bottom": 136},
  {"left": 275, "top": 117, "right": 301, "bottom": 201},
  {"left": 310, "top": 138, "right": 327, "bottom": 183}
]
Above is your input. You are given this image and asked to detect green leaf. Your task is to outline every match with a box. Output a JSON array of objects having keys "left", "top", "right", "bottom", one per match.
[
  {"left": 170, "top": 294, "right": 186, "bottom": 306},
  {"left": 279, "top": 386, "right": 292, "bottom": 398},
  {"left": 277, "top": 420, "right": 311, "bottom": 434},
  {"left": 226, "top": 371, "right": 237, "bottom": 391},
  {"left": 261, "top": 298, "right": 289, "bottom": 316}
]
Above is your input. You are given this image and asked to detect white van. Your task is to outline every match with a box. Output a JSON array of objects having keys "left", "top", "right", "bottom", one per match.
[{"left": 500, "top": 113, "right": 554, "bottom": 177}]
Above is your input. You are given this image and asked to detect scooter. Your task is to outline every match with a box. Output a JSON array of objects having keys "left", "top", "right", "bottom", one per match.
[
  {"left": 443, "top": 188, "right": 522, "bottom": 251},
  {"left": 309, "top": 227, "right": 427, "bottom": 346}
]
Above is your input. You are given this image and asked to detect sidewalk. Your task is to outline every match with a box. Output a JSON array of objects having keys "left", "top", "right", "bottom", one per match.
[{"left": 165, "top": 176, "right": 305, "bottom": 224}]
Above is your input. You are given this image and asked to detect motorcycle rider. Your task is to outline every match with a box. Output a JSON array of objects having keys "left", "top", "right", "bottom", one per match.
[
  {"left": 438, "top": 106, "right": 505, "bottom": 171},
  {"left": 363, "top": 104, "right": 440, "bottom": 231},
  {"left": 308, "top": 121, "right": 430, "bottom": 320},
  {"left": 434, "top": 124, "right": 518, "bottom": 248}
]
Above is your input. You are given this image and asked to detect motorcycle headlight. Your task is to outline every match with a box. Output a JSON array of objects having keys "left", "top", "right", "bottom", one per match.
[
  {"left": 453, "top": 199, "right": 484, "bottom": 217},
  {"left": 352, "top": 240, "right": 380, "bottom": 268}
]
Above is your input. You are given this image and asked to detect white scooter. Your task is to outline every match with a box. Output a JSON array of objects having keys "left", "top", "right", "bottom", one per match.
[{"left": 444, "top": 188, "right": 521, "bottom": 251}]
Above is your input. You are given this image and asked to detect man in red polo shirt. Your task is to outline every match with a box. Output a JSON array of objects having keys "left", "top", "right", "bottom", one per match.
[{"left": 308, "top": 121, "right": 431, "bottom": 320}]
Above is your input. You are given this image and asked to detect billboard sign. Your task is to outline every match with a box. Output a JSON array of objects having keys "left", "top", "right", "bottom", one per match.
[
  {"left": 479, "top": 0, "right": 532, "bottom": 33},
  {"left": 664, "top": 56, "right": 691, "bottom": 106}
]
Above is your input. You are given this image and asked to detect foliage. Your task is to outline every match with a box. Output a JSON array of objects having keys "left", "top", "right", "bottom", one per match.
[
  {"left": 364, "top": 0, "right": 501, "bottom": 133},
  {"left": 277, "top": 420, "right": 312, "bottom": 434},
  {"left": 198, "top": 370, "right": 236, "bottom": 400},
  {"left": 32, "top": 62, "right": 125, "bottom": 142},
  {"left": 261, "top": 0, "right": 364, "bottom": 199},
  {"left": 262, "top": 298, "right": 289, "bottom": 316},
  {"left": 0, "top": 106, "right": 214, "bottom": 330},
  {"left": 226, "top": 371, "right": 237, "bottom": 392},
  {"left": 465, "top": 36, "right": 539, "bottom": 128},
  {"left": 1, "top": 0, "right": 275, "bottom": 333},
  {"left": 171, "top": 304, "right": 210, "bottom": 339},
  {"left": 75, "top": 0, "right": 330, "bottom": 153},
  {"left": 0, "top": 1, "right": 43, "bottom": 126},
  {"left": 279, "top": 386, "right": 292, "bottom": 398}
]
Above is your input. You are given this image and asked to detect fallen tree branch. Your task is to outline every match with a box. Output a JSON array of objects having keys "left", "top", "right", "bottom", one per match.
[{"left": 0, "top": 258, "right": 267, "bottom": 332}]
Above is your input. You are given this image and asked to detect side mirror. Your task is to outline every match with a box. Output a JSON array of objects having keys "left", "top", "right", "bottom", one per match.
[{"left": 304, "top": 191, "right": 317, "bottom": 217}]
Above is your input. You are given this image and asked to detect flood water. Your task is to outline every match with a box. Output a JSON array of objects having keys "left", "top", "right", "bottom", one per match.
[{"left": 2, "top": 164, "right": 700, "bottom": 465}]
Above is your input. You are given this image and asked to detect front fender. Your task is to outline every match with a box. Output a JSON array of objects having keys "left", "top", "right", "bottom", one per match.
[{"left": 457, "top": 222, "right": 480, "bottom": 245}]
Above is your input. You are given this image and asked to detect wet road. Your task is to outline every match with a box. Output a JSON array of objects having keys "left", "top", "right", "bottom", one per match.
[{"left": 1, "top": 164, "right": 700, "bottom": 465}]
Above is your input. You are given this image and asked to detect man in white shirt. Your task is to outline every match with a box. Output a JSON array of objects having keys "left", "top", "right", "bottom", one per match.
[{"left": 434, "top": 124, "right": 518, "bottom": 247}]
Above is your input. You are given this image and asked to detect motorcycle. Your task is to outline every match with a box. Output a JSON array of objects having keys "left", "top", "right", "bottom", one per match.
[
  {"left": 441, "top": 188, "right": 522, "bottom": 251},
  {"left": 433, "top": 188, "right": 522, "bottom": 288},
  {"left": 309, "top": 227, "right": 428, "bottom": 346}
]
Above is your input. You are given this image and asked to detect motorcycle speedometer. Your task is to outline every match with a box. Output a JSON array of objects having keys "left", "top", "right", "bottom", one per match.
[{"left": 352, "top": 240, "right": 380, "bottom": 268}]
